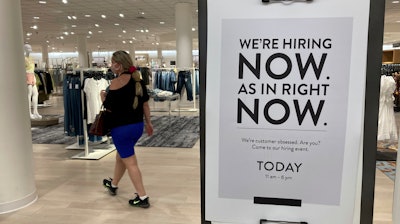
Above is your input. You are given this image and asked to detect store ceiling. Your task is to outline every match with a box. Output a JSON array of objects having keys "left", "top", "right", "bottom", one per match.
[
  {"left": 21, "top": 0, "right": 199, "bottom": 52},
  {"left": 21, "top": 0, "right": 400, "bottom": 53}
]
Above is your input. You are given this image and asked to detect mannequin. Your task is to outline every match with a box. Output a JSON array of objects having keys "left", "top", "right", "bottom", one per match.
[
  {"left": 377, "top": 74, "right": 397, "bottom": 147},
  {"left": 24, "top": 44, "right": 42, "bottom": 119}
]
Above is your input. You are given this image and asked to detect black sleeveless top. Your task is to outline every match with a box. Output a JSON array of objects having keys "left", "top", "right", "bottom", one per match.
[{"left": 103, "top": 77, "right": 149, "bottom": 129}]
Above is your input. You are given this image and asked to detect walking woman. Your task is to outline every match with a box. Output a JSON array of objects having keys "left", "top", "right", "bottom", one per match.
[{"left": 101, "top": 50, "right": 153, "bottom": 208}]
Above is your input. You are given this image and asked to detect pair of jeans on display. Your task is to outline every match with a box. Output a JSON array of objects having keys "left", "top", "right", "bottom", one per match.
[
  {"left": 176, "top": 70, "right": 193, "bottom": 101},
  {"left": 153, "top": 70, "right": 176, "bottom": 92}
]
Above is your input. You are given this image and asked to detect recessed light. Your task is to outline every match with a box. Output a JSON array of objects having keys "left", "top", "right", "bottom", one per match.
[
  {"left": 160, "top": 21, "right": 165, "bottom": 24},
  {"left": 119, "top": 13, "right": 124, "bottom": 18},
  {"left": 38, "top": 1, "right": 46, "bottom": 4},
  {"left": 95, "top": 24, "right": 99, "bottom": 27},
  {"left": 62, "top": 0, "right": 68, "bottom": 4},
  {"left": 114, "top": 23, "right": 120, "bottom": 26},
  {"left": 101, "top": 15, "right": 106, "bottom": 19},
  {"left": 33, "top": 16, "right": 40, "bottom": 19},
  {"left": 30, "top": 25, "right": 38, "bottom": 29},
  {"left": 393, "top": 0, "right": 400, "bottom": 3},
  {"left": 85, "top": 14, "right": 91, "bottom": 17},
  {"left": 71, "top": 25, "right": 77, "bottom": 27}
]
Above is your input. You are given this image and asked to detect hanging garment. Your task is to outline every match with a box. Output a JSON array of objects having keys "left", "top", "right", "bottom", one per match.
[
  {"left": 176, "top": 70, "right": 193, "bottom": 101},
  {"left": 83, "top": 77, "right": 109, "bottom": 124},
  {"left": 377, "top": 75, "right": 398, "bottom": 141}
]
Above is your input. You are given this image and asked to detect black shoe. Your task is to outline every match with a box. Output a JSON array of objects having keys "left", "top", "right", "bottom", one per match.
[
  {"left": 103, "top": 178, "right": 118, "bottom": 196},
  {"left": 129, "top": 194, "right": 150, "bottom": 208}
]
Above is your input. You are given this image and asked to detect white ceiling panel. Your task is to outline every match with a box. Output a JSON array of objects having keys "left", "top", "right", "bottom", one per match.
[
  {"left": 21, "top": 0, "right": 198, "bottom": 52},
  {"left": 20, "top": 0, "right": 400, "bottom": 53}
]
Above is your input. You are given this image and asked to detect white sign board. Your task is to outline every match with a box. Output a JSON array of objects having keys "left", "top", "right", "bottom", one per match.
[{"left": 204, "top": 0, "right": 372, "bottom": 223}]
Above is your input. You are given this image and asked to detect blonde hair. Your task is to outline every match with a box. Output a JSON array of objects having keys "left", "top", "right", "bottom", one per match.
[{"left": 112, "top": 50, "right": 143, "bottom": 109}]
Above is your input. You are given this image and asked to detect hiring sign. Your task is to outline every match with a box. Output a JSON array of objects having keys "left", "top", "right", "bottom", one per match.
[
  {"left": 219, "top": 18, "right": 352, "bottom": 206},
  {"left": 201, "top": 0, "right": 378, "bottom": 223}
]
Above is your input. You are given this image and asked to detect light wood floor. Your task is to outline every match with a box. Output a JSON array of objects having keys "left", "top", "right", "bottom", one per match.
[{"left": 0, "top": 95, "right": 395, "bottom": 224}]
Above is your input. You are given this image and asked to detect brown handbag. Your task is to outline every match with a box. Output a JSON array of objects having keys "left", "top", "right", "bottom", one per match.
[{"left": 89, "top": 107, "right": 110, "bottom": 136}]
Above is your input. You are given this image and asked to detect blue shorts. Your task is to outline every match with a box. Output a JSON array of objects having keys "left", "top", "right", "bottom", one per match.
[{"left": 111, "top": 122, "right": 144, "bottom": 158}]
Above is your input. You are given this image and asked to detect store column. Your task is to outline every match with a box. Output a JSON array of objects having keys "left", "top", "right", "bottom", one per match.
[
  {"left": 0, "top": 0, "right": 38, "bottom": 214},
  {"left": 42, "top": 42, "right": 49, "bottom": 69},
  {"left": 175, "top": 3, "right": 193, "bottom": 68},
  {"left": 77, "top": 34, "right": 88, "bottom": 68},
  {"left": 129, "top": 47, "right": 136, "bottom": 66},
  {"left": 157, "top": 47, "right": 163, "bottom": 66}
]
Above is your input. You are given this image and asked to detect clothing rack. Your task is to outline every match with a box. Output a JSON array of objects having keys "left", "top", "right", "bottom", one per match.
[
  {"left": 381, "top": 63, "right": 400, "bottom": 76},
  {"left": 174, "top": 67, "right": 198, "bottom": 112},
  {"left": 66, "top": 68, "right": 115, "bottom": 160}
]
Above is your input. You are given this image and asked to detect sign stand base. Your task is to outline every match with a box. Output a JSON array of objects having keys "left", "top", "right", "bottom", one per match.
[{"left": 260, "top": 219, "right": 308, "bottom": 224}]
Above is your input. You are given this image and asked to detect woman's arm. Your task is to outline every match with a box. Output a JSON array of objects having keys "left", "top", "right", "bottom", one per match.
[{"left": 143, "top": 101, "right": 153, "bottom": 136}]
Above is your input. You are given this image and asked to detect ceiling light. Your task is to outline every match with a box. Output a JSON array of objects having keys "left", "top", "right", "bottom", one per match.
[
  {"left": 67, "top": 16, "right": 72, "bottom": 20},
  {"left": 95, "top": 24, "right": 99, "bottom": 27},
  {"left": 393, "top": 0, "right": 400, "bottom": 3},
  {"left": 122, "top": 41, "right": 126, "bottom": 44},
  {"left": 192, "top": 27, "right": 196, "bottom": 31},
  {"left": 114, "top": 23, "right": 120, "bottom": 26},
  {"left": 33, "top": 16, "right": 40, "bottom": 19},
  {"left": 72, "top": 16, "right": 77, "bottom": 20},
  {"left": 31, "top": 25, "right": 38, "bottom": 29},
  {"left": 71, "top": 24, "right": 77, "bottom": 27},
  {"left": 85, "top": 14, "right": 91, "bottom": 17},
  {"left": 62, "top": 0, "right": 68, "bottom": 3},
  {"left": 38, "top": 1, "right": 46, "bottom": 4},
  {"left": 60, "top": 36, "right": 64, "bottom": 40},
  {"left": 129, "top": 40, "right": 133, "bottom": 44},
  {"left": 70, "top": 32, "right": 75, "bottom": 35},
  {"left": 122, "top": 30, "right": 126, "bottom": 33},
  {"left": 26, "top": 33, "right": 32, "bottom": 36},
  {"left": 145, "top": 29, "right": 149, "bottom": 32},
  {"left": 101, "top": 15, "right": 106, "bottom": 19},
  {"left": 119, "top": 13, "right": 124, "bottom": 18},
  {"left": 63, "top": 32, "right": 69, "bottom": 35},
  {"left": 98, "top": 31, "right": 103, "bottom": 33},
  {"left": 160, "top": 21, "right": 165, "bottom": 25},
  {"left": 88, "top": 31, "right": 92, "bottom": 34}
]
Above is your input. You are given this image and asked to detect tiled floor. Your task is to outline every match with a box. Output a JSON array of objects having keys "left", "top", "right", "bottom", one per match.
[{"left": 0, "top": 95, "right": 397, "bottom": 223}]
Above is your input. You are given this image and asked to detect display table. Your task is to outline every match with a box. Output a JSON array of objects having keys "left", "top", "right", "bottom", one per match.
[
  {"left": 31, "top": 115, "right": 60, "bottom": 126},
  {"left": 150, "top": 93, "right": 180, "bottom": 116}
]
